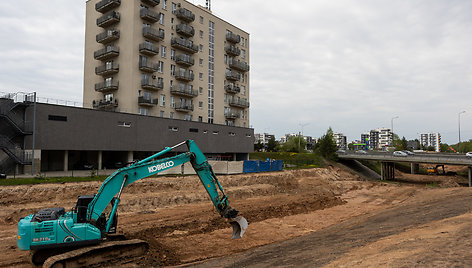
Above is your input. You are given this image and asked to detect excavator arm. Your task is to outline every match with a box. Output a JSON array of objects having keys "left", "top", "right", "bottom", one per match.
[{"left": 86, "top": 140, "right": 247, "bottom": 238}]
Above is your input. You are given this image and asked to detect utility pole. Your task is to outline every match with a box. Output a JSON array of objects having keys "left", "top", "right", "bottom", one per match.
[
  {"left": 459, "top": 111, "right": 466, "bottom": 153},
  {"left": 391, "top": 116, "right": 399, "bottom": 149},
  {"left": 298, "top": 123, "right": 309, "bottom": 152}
]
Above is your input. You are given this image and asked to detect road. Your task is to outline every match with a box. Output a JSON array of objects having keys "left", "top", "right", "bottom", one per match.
[{"left": 189, "top": 189, "right": 472, "bottom": 267}]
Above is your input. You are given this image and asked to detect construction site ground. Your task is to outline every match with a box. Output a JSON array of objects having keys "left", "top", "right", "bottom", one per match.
[{"left": 1, "top": 165, "right": 472, "bottom": 267}]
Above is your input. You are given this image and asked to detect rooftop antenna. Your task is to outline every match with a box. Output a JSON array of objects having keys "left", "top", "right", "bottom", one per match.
[{"left": 206, "top": 0, "right": 211, "bottom": 10}]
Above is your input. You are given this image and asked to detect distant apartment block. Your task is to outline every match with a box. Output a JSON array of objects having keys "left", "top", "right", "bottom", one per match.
[
  {"left": 420, "top": 132, "right": 441, "bottom": 152},
  {"left": 84, "top": 0, "right": 250, "bottom": 128},
  {"left": 363, "top": 128, "right": 392, "bottom": 150},
  {"left": 333, "top": 132, "right": 347, "bottom": 150},
  {"left": 254, "top": 133, "right": 275, "bottom": 145}
]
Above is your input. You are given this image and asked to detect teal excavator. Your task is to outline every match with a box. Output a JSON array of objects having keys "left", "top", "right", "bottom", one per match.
[{"left": 17, "top": 140, "right": 248, "bottom": 267}]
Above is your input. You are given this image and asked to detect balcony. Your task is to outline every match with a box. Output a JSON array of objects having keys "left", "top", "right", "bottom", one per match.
[
  {"left": 143, "top": 27, "right": 165, "bottom": 42},
  {"left": 225, "top": 110, "right": 240, "bottom": 119},
  {"left": 229, "top": 98, "right": 250, "bottom": 108},
  {"left": 175, "top": 70, "right": 194, "bottom": 82},
  {"left": 95, "top": 80, "right": 119, "bottom": 93},
  {"left": 229, "top": 59, "right": 250, "bottom": 72},
  {"left": 141, "top": 77, "right": 163, "bottom": 91},
  {"left": 226, "top": 70, "right": 240, "bottom": 81},
  {"left": 93, "top": 98, "right": 118, "bottom": 110},
  {"left": 226, "top": 32, "right": 241, "bottom": 43},
  {"left": 140, "top": 9, "right": 160, "bottom": 23},
  {"left": 97, "top": 11, "right": 120, "bottom": 28},
  {"left": 94, "top": 46, "right": 119, "bottom": 61},
  {"left": 171, "top": 86, "right": 198, "bottom": 97},
  {"left": 171, "top": 37, "right": 198, "bottom": 54},
  {"left": 138, "top": 96, "right": 158, "bottom": 106},
  {"left": 175, "top": 8, "right": 195, "bottom": 22},
  {"left": 174, "top": 102, "right": 194, "bottom": 112},
  {"left": 139, "top": 61, "right": 159, "bottom": 73},
  {"left": 139, "top": 42, "right": 159, "bottom": 56},
  {"left": 225, "top": 83, "right": 240, "bottom": 94},
  {"left": 96, "top": 0, "right": 120, "bottom": 14},
  {"left": 225, "top": 45, "right": 240, "bottom": 56},
  {"left": 95, "top": 63, "right": 119, "bottom": 76},
  {"left": 141, "top": 0, "right": 160, "bottom": 7},
  {"left": 96, "top": 29, "right": 120, "bottom": 44},
  {"left": 175, "top": 54, "right": 194, "bottom": 66},
  {"left": 176, "top": 23, "right": 194, "bottom": 37}
]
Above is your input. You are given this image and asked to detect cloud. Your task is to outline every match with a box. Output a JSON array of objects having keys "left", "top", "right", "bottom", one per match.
[{"left": 0, "top": 0, "right": 471, "bottom": 143}]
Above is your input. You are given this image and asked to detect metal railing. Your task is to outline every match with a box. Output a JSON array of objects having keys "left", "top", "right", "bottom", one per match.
[
  {"left": 95, "top": 0, "right": 121, "bottom": 13},
  {"left": 176, "top": 23, "right": 195, "bottom": 37},
  {"left": 171, "top": 37, "right": 198, "bottom": 53},
  {"left": 176, "top": 8, "right": 195, "bottom": 22}
]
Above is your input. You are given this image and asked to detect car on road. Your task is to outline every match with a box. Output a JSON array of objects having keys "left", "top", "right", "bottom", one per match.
[
  {"left": 355, "top": 150, "right": 367, "bottom": 154},
  {"left": 393, "top": 151, "right": 408, "bottom": 157},
  {"left": 402, "top": 150, "right": 415, "bottom": 155},
  {"left": 336, "top": 149, "right": 346, "bottom": 154},
  {"left": 466, "top": 152, "right": 472, "bottom": 158}
]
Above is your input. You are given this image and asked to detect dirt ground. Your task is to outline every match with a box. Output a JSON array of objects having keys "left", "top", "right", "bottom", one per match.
[{"left": 0, "top": 165, "right": 471, "bottom": 267}]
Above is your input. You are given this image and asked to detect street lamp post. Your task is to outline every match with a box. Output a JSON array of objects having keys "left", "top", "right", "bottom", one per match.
[
  {"left": 299, "top": 123, "right": 309, "bottom": 152},
  {"left": 391, "top": 116, "right": 399, "bottom": 149},
  {"left": 459, "top": 111, "right": 466, "bottom": 153}
]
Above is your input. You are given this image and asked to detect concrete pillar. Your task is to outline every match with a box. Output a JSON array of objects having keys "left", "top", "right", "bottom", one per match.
[
  {"left": 380, "top": 162, "right": 385, "bottom": 180},
  {"left": 469, "top": 167, "right": 472, "bottom": 187},
  {"left": 410, "top": 163, "right": 419, "bottom": 174},
  {"left": 233, "top": 153, "right": 237, "bottom": 161},
  {"left": 98, "top": 151, "right": 102, "bottom": 170},
  {"left": 127, "top": 151, "right": 134, "bottom": 164},
  {"left": 64, "top": 150, "right": 68, "bottom": 172}
]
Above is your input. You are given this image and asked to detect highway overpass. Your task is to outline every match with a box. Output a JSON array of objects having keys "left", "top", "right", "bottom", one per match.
[{"left": 338, "top": 151, "right": 472, "bottom": 186}]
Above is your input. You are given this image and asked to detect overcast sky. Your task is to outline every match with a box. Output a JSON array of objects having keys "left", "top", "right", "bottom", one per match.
[{"left": 0, "top": 0, "right": 471, "bottom": 144}]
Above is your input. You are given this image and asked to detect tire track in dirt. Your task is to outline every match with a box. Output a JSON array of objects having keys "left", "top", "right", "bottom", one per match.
[{"left": 189, "top": 189, "right": 472, "bottom": 267}]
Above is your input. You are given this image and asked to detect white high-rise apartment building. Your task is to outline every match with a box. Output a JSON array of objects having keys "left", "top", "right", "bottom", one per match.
[
  {"left": 84, "top": 0, "right": 250, "bottom": 127},
  {"left": 420, "top": 133, "right": 441, "bottom": 152}
]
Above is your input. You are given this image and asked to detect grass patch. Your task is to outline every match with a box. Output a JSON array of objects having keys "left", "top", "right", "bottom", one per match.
[{"left": 426, "top": 182, "right": 440, "bottom": 188}]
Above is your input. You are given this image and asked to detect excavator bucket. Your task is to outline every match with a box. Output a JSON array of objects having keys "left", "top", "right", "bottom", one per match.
[{"left": 230, "top": 216, "right": 248, "bottom": 239}]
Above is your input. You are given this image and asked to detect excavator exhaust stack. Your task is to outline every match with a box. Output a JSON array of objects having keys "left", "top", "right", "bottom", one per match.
[{"left": 230, "top": 216, "right": 248, "bottom": 239}]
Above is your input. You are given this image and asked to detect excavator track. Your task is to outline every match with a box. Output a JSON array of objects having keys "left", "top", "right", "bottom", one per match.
[{"left": 42, "top": 239, "right": 149, "bottom": 268}]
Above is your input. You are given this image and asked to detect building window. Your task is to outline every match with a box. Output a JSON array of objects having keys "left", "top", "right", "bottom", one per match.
[
  {"left": 184, "top": 114, "right": 192, "bottom": 121},
  {"left": 198, "top": 116, "right": 203, "bottom": 122},
  {"left": 170, "top": 64, "right": 175, "bottom": 76},
  {"left": 160, "top": 110, "right": 164, "bottom": 117},
  {"left": 172, "top": 2, "right": 176, "bottom": 13},
  {"left": 160, "top": 46, "right": 166, "bottom": 58},
  {"left": 199, "top": 73, "right": 203, "bottom": 80},
  {"left": 189, "top": 128, "right": 198, "bottom": 133},
  {"left": 48, "top": 115, "right": 67, "bottom": 121},
  {"left": 162, "top": 0, "right": 167, "bottom": 10},
  {"left": 199, "top": 30, "right": 203, "bottom": 38},
  {"left": 139, "top": 108, "right": 150, "bottom": 116},
  {"left": 199, "top": 44, "right": 203, "bottom": 52},
  {"left": 199, "top": 101, "right": 203, "bottom": 108},
  {"left": 158, "top": 61, "right": 164, "bottom": 73},
  {"left": 241, "top": 49, "right": 246, "bottom": 59},
  {"left": 241, "top": 85, "right": 245, "bottom": 95},
  {"left": 200, "top": 16, "right": 204, "bottom": 24},
  {"left": 224, "top": 54, "right": 227, "bottom": 64},
  {"left": 170, "top": 96, "right": 175, "bottom": 108},
  {"left": 199, "top": 87, "right": 203, "bottom": 94},
  {"left": 160, "top": 94, "right": 165, "bottom": 106},
  {"left": 199, "top": 58, "right": 203, "bottom": 66},
  {"left": 159, "top": 13, "right": 165, "bottom": 25},
  {"left": 170, "top": 112, "right": 174, "bottom": 119},
  {"left": 171, "top": 49, "right": 175, "bottom": 60}
]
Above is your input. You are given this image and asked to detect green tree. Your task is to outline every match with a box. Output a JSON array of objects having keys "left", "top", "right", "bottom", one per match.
[
  {"left": 440, "top": 143, "right": 449, "bottom": 152},
  {"left": 266, "top": 136, "right": 279, "bottom": 152},
  {"left": 254, "top": 141, "right": 263, "bottom": 152},
  {"left": 281, "top": 136, "right": 306, "bottom": 153},
  {"left": 314, "top": 127, "right": 338, "bottom": 160}
]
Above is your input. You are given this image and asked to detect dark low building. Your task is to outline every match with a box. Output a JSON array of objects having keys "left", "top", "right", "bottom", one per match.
[{"left": 0, "top": 93, "right": 254, "bottom": 175}]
